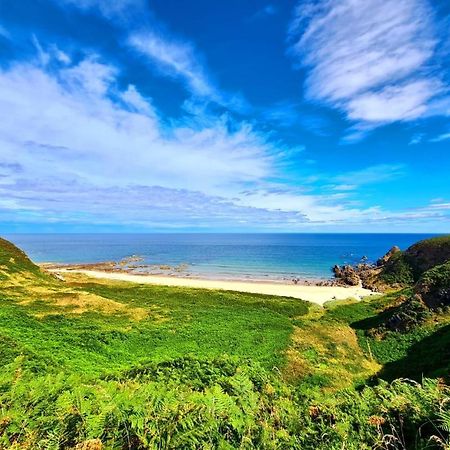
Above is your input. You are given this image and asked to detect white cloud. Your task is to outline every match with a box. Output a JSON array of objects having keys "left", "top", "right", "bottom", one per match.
[
  {"left": 289, "top": 0, "right": 447, "bottom": 126},
  {"left": 120, "top": 85, "right": 155, "bottom": 115},
  {"left": 0, "top": 180, "right": 309, "bottom": 229},
  {"left": 31, "top": 35, "right": 72, "bottom": 67},
  {"left": 58, "top": 0, "right": 144, "bottom": 19},
  {"left": 346, "top": 80, "right": 440, "bottom": 122},
  {"left": 431, "top": 132, "right": 450, "bottom": 142},
  {"left": 0, "top": 59, "right": 270, "bottom": 194},
  {"left": 0, "top": 56, "right": 313, "bottom": 229},
  {"left": 62, "top": 57, "right": 116, "bottom": 96},
  {"left": 334, "top": 164, "right": 406, "bottom": 185},
  {"left": 51, "top": 45, "right": 71, "bottom": 65},
  {"left": 409, "top": 133, "right": 425, "bottom": 145},
  {"left": 0, "top": 50, "right": 445, "bottom": 230},
  {"left": 129, "top": 33, "right": 216, "bottom": 99},
  {"left": 31, "top": 34, "right": 50, "bottom": 66},
  {"left": 54, "top": 0, "right": 242, "bottom": 107}
]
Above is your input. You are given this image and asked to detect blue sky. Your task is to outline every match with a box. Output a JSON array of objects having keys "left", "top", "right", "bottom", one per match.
[{"left": 0, "top": 0, "right": 449, "bottom": 232}]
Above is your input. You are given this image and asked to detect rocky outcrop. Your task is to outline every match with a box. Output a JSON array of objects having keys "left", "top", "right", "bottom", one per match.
[
  {"left": 335, "top": 236, "right": 450, "bottom": 334},
  {"left": 332, "top": 264, "right": 360, "bottom": 286},
  {"left": 333, "top": 246, "right": 399, "bottom": 290}
]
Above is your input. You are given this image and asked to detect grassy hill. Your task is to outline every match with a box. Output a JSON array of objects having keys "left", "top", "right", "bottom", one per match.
[
  {"left": 0, "top": 237, "right": 51, "bottom": 282},
  {"left": 381, "top": 235, "right": 450, "bottom": 285},
  {"left": 0, "top": 237, "right": 449, "bottom": 449}
]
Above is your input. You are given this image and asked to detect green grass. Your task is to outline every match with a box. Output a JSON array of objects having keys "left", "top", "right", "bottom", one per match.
[
  {"left": 1, "top": 277, "right": 449, "bottom": 449},
  {"left": 317, "top": 291, "right": 450, "bottom": 382},
  {"left": 0, "top": 238, "right": 449, "bottom": 449},
  {"left": 0, "top": 282, "right": 309, "bottom": 377},
  {"left": 0, "top": 237, "right": 51, "bottom": 282}
]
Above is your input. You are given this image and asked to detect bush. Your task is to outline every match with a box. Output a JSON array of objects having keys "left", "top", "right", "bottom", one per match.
[
  {"left": 380, "top": 253, "right": 414, "bottom": 286},
  {"left": 0, "top": 358, "right": 448, "bottom": 449},
  {"left": 416, "top": 261, "right": 450, "bottom": 309}
]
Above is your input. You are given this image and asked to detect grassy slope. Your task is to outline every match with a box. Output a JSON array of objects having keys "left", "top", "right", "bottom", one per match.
[
  {"left": 0, "top": 238, "right": 449, "bottom": 449},
  {"left": 0, "top": 238, "right": 311, "bottom": 375},
  {"left": 320, "top": 293, "right": 450, "bottom": 382},
  {"left": 381, "top": 235, "right": 450, "bottom": 285},
  {"left": 0, "top": 276, "right": 309, "bottom": 376},
  {"left": 0, "top": 237, "right": 50, "bottom": 281}
]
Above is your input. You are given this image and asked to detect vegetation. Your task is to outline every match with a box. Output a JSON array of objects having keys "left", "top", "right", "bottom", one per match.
[
  {"left": 381, "top": 235, "right": 450, "bottom": 286},
  {"left": 416, "top": 261, "right": 450, "bottom": 309},
  {"left": 381, "top": 252, "right": 415, "bottom": 286},
  {"left": 0, "top": 237, "right": 50, "bottom": 282},
  {"left": 405, "top": 236, "right": 450, "bottom": 280},
  {"left": 0, "top": 238, "right": 450, "bottom": 449}
]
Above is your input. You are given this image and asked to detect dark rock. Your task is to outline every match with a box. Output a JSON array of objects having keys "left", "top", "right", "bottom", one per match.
[{"left": 332, "top": 264, "right": 360, "bottom": 286}]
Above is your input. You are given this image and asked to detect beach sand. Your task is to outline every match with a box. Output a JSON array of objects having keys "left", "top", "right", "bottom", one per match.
[{"left": 52, "top": 268, "right": 375, "bottom": 305}]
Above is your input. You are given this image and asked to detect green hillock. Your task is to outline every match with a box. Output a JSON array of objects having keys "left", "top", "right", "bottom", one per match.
[
  {"left": 371, "top": 237, "right": 450, "bottom": 338},
  {"left": 0, "top": 237, "right": 50, "bottom": 281},
  {"left": 405, "top": 235, "right": 450, "bottom": 279},
  {"left": 380, "top": 235, "right": 450, "bottom": 287}
]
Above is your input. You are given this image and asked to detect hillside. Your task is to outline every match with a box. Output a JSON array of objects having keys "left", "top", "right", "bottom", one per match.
[
  {"left": 0, "top": 237, "right": 449, "bottom": 449},
  {"left": 381, "top": 235, "right": 450, "bottom": 285},
  {"left": 0, "top": 237, "right": 50, "bottom": 281},
  {"left": 333, "top": 235, "right": 450, "bottom": 293}
]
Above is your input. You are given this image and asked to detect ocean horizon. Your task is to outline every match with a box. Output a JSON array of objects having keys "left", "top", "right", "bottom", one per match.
[{"left": 4, "top": 233, "right": 439, "bottom": 281}]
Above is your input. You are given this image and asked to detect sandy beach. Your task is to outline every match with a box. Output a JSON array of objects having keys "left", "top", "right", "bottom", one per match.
[{"left": 52, "top": 268, "right": 375, "bottom": 305}]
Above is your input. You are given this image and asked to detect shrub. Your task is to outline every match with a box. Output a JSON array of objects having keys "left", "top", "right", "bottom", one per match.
[
  {"left": 415, "top": 261, "right": 450, "bottom": 309},
  {"left": 0, "top": 358, "right": 448, "bottom": 449},
  {"left": 380, "top": 252, "right": 414, "bottom": 286}
]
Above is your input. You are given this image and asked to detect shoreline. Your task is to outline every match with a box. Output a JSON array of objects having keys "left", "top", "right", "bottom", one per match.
[
  {"left": 48, "top": 266, "right": 376, "bottom": 305},
  {"left": 39, "top": 262, "right": 331, "bottom": 285}
]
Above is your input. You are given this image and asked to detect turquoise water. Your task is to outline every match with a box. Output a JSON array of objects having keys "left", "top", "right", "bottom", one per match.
[{"left": 4, "top": 233, "right": 437, "bottom": 280}]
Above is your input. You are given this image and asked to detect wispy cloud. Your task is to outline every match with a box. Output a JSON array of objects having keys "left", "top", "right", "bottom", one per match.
[
  {"left": 334, "top": 164, "right": 406, "bottom": 186},
  {"left": 0, "top": 179, "right": 310, "bottom": 229},
  {"left": 251, "top": 5, "right": 278, "bottom": 21},
  {"left": 0, "top": 58, "right": 271, "bottom": 194},
  {"left": 0, "top": 49, "right": 430, "bottom": 230},
  {"left": 409, "top": 133, "right": 425, "bottom": 145},
  {"left": 54, "top": 0, "right": 244, "bottom": 108},
  {"left": 288, "top": 0, "right": 449, "bottom": 128},
  {"left": 431, "top": 131, "right": 450, "bottom": 142},
  {"left": 0, "top": 54, "right": 302, "bottom": 229},
  {"left": 129, "top": 33, "right": 217, "bottom": 100},
  {"left": 58, "top": 0, "right": 145, "bottom": 20}
]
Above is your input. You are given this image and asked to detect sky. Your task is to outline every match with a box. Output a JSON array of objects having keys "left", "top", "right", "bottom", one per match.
[{"left": 0, "top": 0, "right": 449, "bottom": 233}]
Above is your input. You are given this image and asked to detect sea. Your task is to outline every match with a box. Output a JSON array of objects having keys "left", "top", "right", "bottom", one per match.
[{"left": 4, "top": 233, "right": 438, "bottom": 281}]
